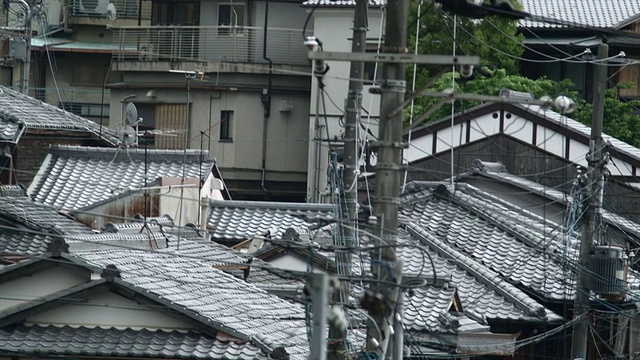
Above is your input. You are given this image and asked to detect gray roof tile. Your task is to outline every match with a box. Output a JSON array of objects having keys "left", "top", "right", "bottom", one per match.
[
  {"left": 0, "top": 324, "right": 263, "bottom": 359},
  {"left": 397, "top": 228, "right": 562, "bottom": 322},
  {"left": 0, "top": 86, "right": 119, "bottom": 144},
  {"left": 72, "top": 243, "right": 311, "bottom": 359},
  {"left": 28, "top": 145, "right": 215, "bottom": 210},
  {"left": 0, "top": 231, "right": 54, "bottom": 255},
  {"left": 0, "top": 197, "right": 93, "bottom": 235},
  {"left": 401, "top": 188, "right": 571, "bottom": 301},
  {"left": 519, "top": 0, "right": 640, "bottom": 29},
  {"left": 208, "top": 200, "right": 335, "bottom": 242}
]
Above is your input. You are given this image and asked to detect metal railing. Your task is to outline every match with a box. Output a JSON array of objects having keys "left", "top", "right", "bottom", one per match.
[
  {"left": 112, "top": 26, "right": 309, "bottom": 66},
  {"left": 70, "top": 0, "right": 152, "bottom": 20}
]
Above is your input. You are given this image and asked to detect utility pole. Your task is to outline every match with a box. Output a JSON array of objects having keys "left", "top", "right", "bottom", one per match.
[
  {"left": 329, "top": 0, "right": 367, "bottom": 358},
  {"left": 571, "top": 41, "right": 608, "bottom": 360},
  {"left": 8, "top": 0, "right": 32, "bottom": 94},
  {"left": 310, "top": 274, "right": 330, "bottom": 360},
  {"left": 368, "top": 0, "right": 408, "bottom": 355}
]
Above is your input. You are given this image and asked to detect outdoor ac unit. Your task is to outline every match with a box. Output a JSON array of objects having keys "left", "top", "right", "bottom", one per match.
[
  {"left": 589, "top": 245, "right": 627, "bottom": 299},
  {"left": 44, "top": 0, "right": 62, "bottom": 26},
  {"left": 79, "top": 0, "right": 109, "bottom": 14}
]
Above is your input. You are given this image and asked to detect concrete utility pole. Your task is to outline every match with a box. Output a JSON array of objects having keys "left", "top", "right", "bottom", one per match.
[
  {"left": 368, "top": 0, "right": 408, "bottom": 355},
  {"left": 329, "top": 0, "right": 367, "bottom": 358},
  {"left": 571, "top": 41, "right": 608, "bottom": 360},
  {"left": 10, "top": 0, "right": 32, "bottom": 94},
  {"left": 310, "top": 274, "right": 330, "bottom": 360}
]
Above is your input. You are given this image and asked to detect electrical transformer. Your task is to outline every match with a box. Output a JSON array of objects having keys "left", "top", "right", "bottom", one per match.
[{"left": 589, "top": 245, "right": 627, "bottom": 299}]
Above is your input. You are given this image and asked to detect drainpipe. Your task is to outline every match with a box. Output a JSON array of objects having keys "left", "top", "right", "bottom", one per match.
[{"left": 260, "top": 0, "right": 272, "bottom": 195}]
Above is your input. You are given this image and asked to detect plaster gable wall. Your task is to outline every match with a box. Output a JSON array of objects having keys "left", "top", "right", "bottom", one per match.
[
  {"left": 267, "top": 253, "right": 324, "bottom": 274},
  {"left": 26, "top": 291, "right": 195, "bottom": 330},
  {"left": 405, "top": 110, "right": 640, "bottom": 179},
  {"left": 0, "top": 266, "right": 88, "bottom": 312}
]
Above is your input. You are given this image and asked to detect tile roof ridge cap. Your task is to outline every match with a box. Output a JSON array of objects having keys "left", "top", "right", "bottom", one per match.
[{"left": 406, "top": 225, "right": 547, "bottom": 318}]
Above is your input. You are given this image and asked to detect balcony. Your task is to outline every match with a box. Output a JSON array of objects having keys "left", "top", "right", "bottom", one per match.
[{"left": 111, "top": 26, "right": 309, "bottom": 69}]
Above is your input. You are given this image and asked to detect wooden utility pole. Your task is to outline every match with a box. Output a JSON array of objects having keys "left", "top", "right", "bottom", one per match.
[
  {"left": 368, "top": 0, "right": 408, "bottom": 355},
  {"left": 329, "top": 0, "right": 367, "bottom": 357},
  {"left": 571, "top": 41, "right": 608, "bottom": 360}
]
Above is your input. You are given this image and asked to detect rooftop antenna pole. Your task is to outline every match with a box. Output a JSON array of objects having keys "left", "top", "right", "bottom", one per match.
[{"left": 571, "top": 41, "right": 608, "bottom": 360}]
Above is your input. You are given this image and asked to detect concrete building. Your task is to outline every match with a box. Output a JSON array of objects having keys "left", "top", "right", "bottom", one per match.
[
  {"left": 106, "top": 0, "right": 312, "bottom": 201},
  {"left": 303, "top": 0, "right": 384, "bottom": 203}
]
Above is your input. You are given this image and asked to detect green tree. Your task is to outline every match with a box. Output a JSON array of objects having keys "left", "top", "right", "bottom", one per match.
[
  {"left": 573, "top": 85, "right": 640, "bottom": 148},
  {"left": 407, "top": 0, "right": 525, "bottom": 89}
]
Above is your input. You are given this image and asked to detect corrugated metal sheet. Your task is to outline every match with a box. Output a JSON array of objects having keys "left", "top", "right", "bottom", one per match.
[{"left": 155, "top": 103, "right": 187, "bottom": 149}]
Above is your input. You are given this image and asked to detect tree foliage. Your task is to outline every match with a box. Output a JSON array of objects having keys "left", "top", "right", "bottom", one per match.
[{"left": 407, "top": 0, "right": 525, "bottom": 88}]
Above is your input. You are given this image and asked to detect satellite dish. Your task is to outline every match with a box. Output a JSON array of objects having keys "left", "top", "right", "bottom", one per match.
[
  {"left": 118, "top": 124, "right": 137, "bottom": 146},
  {"left": 125, "top": 102, "right": 139, "bottom": 125},
  {"left": 106, "top": 2, "right": 117, "bottom": 20}
]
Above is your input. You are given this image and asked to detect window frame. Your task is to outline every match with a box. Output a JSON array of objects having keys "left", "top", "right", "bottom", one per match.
[{"left": 219, "top": 110, "right": 234, "bottom": 141}]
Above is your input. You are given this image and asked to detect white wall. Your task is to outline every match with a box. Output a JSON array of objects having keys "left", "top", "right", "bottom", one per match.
[
  {"left": 0, "top": 266, "right": 87, "bottom": 312},
  {"left": 268, "top": 253, "right": 324, "bottom": 274},
  {"left": 28, "top": 291, "right": 194, "bottom": 330},
  {"left": 307, "top": 8, "right": 384, "bottom": 202}
]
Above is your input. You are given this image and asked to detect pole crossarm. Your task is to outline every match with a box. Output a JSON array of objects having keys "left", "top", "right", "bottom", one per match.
[{"left": 308, "top": 51, "right": 480, "bottom": 66}]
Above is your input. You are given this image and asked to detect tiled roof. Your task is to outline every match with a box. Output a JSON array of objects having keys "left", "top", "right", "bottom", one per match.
[
  {"left": 0, "top": 197, "right": 94, "bottom": 235},
  {"left": 0, "top": 231, "right": 54, "bottom": 255},
  {"left": 302, "top": 0, "right": 384, "bottom": 8},
  {"left": 0, "top": 86, "right": 119, "bottom": 144},
  {"left": 401, "top": 185, "right": 573, "bottom": 301},
  {"left": 73, "top": 245, "right": 312, "bottom": 359},
  {"left": 0, "top": 185, "right": 28, "bottom": 197},
  {"left": 465, "top": 163, "right": 640, "bottom": 244},
  {"left": 208, "top": 200, "right": 335, "bottom": 242},
  {"left": 519, "top": 0, "right": 640, "bottom": 29},
  {"left": 161, "top": 238, "right": 303, "bottom": 286},
  {"left": 0, "top": 324, "right": 262, "bottom": 360},
  {"left": 398, "top": 228, "right": 562, "bottom": 322},
  {"left": 28, "top": 145, "right": 214, "bottom": 210},
  {"left": 404, "top": 285, "right": 490, "bottom": 333}
]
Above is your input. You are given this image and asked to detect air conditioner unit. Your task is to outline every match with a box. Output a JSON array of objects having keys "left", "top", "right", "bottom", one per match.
[
  {"left": 44, "top": 0, "right": 62, "bottom": 26},
  {"left": 79, "top": 0, "right": 109, "bottom": 14}
]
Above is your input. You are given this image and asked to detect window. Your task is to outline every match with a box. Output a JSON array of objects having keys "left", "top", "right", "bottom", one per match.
[
  {"left": 132, "top": 103, "right": 189, "bottom": 149},
  {"left": 218, "top": 4, "right": 245, "bottom": 35},
  {"left": 151, "top": 0, "right": 199, "bottom": 25},
  {"left": 220, "top": 110, "right": 233, "bottom": 141},
  {"left": 58, "top": 102, "right": 110, "bottom": 118}
]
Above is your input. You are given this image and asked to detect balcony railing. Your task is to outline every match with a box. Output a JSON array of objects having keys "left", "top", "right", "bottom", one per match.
[
  {"left": 70, "top": 0, "right": 152, "bottom": 20},
  {"left": 111, "top": 26, "right": 309, "bottom": 66}
]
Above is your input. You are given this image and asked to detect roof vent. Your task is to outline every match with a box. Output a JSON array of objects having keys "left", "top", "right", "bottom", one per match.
[
  {"left": 471, "top": 159, "right": 507, "bottom": 174},
  {"left": 589, "top": 246, "right": 627, "bottom": 300}
]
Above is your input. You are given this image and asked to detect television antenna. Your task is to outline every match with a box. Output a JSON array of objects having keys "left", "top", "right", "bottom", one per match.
[{"left": 118, "top": 124, "right": 137, "bottom": 147}]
